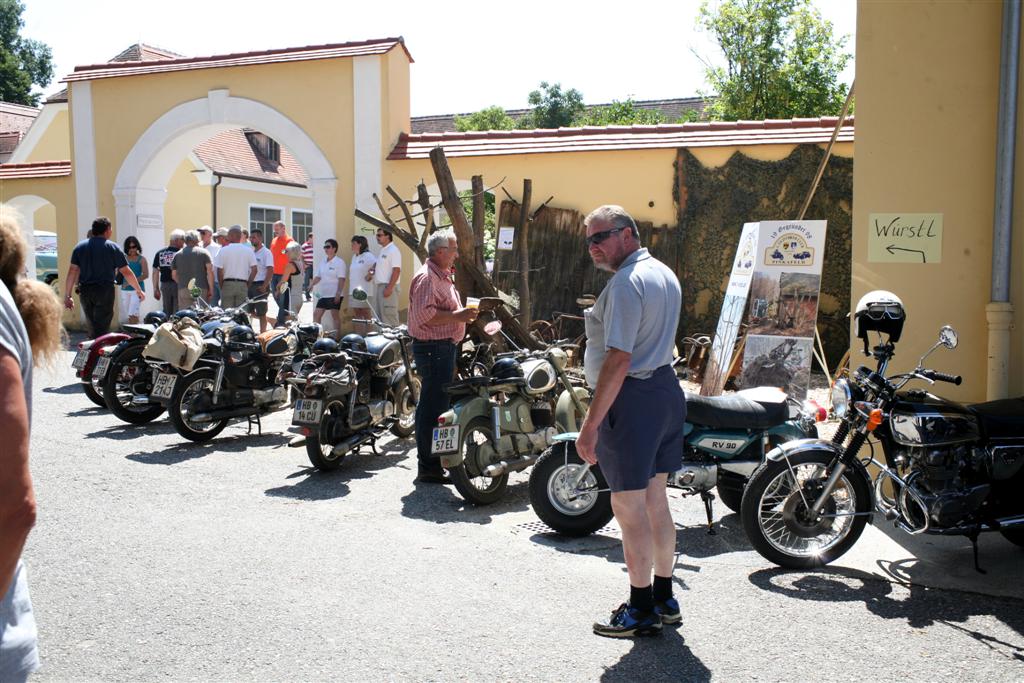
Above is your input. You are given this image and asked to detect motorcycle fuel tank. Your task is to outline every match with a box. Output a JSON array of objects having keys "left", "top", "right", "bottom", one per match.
[
  {"left": 520, "top": 358, "right": 557, "bottom": 396},
  {"left": 891, "top": 391, "right": 980, "bottom": 447}
]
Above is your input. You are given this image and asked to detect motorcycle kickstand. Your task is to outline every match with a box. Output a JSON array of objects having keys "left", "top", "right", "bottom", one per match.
[
  {"left": 700, "top": 490, "right": 717, "bottom": 535},
  {"left": 247, "top": 414, "right": 262, "bottom": 436},
  {"left": 967, "top": 527, "right": 986, "bottom": 574}
]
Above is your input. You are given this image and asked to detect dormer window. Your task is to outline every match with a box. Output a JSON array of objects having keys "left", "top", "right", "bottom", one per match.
[{"left": 245, "top": 130, "right": 280, "bottom": 163}]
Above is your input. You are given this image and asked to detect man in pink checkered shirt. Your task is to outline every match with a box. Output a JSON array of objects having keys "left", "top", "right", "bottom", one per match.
[{"left": 408, "top": 228, "right": 478, "bottom": 484}]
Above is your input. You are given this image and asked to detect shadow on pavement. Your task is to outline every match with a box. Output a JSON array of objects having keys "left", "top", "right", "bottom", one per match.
[
  {"left": 264, "top": 446, "right": 406, "bottom": 501},
  {"left": 749, "top": 566, "right": 1024, "bottom": 662},
  {"left": 599, "top": 626, "right": 710, "bottom": 682},
  {"left": 42, "top": 382, "right": 86, "bottom": 395},
  {"left": 400, "top": 478, "right": 531, "bottom": 525},
  {"left": 86, "top": 420, "right": 177, "bottom": 440},
  {"left": 126, "top": 432, "right": 289, "bottom": 466}
]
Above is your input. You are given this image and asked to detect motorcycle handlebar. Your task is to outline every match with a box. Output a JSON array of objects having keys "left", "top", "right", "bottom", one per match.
[{"left": 921, "top": 369, "right": 963, "bottom": 385}]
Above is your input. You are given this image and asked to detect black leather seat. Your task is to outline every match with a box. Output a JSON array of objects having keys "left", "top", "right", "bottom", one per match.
[
  {"left": 969, "top": 397, "right": 1024, "bottom": 439},
  {"left": 684, "top": 390, "right": 789, "bottom": 429}
]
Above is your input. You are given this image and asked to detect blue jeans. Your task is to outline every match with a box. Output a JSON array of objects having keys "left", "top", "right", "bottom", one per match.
[{"left": 411, "top": 339, "right": 457, "bottom": 473}]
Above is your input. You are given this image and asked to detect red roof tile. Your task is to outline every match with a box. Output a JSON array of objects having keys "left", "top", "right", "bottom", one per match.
[
  {"left": 63, "top": 37, "right": 412, "bottom": 83},
  {"left": 193, "top": 129, "right": 309, "bottom": 187},
  {"left": 389, "top": 117, "right": 854, "bottom": 159},
  {"left": 0, "top": 160, "right": 72, "bottom": 179}
]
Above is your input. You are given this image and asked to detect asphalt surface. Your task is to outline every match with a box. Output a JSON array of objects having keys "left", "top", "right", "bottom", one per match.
[{"left": 19, "top": 346, "right": 1024, "bottom": 682}]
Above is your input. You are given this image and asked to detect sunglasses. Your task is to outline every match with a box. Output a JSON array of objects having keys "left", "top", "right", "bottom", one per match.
[
  {"left": 323, "top": 245, "right": 335, "bottom": 250},
  {"left": 584, "top": 226, "right": 628, "bottom": 247}
]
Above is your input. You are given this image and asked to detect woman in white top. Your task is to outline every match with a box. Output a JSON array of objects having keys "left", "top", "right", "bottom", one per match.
[
  {"left": 310, "top": 239, "right": 348, "bottom": 333},
  {"left": 348, "top": 236, "right": 376, "bottom": 335}
]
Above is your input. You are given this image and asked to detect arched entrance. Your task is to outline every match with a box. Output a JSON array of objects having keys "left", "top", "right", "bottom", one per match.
[
  {"left": 3, "top": 194, "right": 52, "bottom": 254},
  {"left": 113, "top": 89, "right": 338, "bottom": 312}
]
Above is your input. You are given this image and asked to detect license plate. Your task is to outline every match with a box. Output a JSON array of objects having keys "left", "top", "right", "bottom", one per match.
[
  {"left": 151, "top": 372, "right": 177, "bottom": 400},
  {"left": 292, "top": 399, "right": 323, "bottom": 425},
  {"left": 431, "top": 425, "right": 460, "bottom": 455},
  {"left": 72, "top": 349, "right": 88, "bottom": 369},
  {"left": 92, "top": 356, "right": 111, "bottom": 378}
]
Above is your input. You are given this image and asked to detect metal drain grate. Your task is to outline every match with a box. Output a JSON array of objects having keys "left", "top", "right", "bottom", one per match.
[{"left": 511, "top": 520, "right": 620, "bottom": 537}]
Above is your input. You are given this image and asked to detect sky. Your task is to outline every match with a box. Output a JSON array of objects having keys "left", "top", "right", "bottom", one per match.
[{"left": 22, "top": 0, "right": 857, "bottom": 117}]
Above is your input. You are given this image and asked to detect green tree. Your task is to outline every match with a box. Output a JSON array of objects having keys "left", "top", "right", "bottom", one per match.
[
  {"left": 519, "top": 81, "right": 584, "bottom": 129},
  {"left": 454, "top": 105, "right": 516, "bottom": 132},
  {"left": 697, "top": 0, "right": 851, "bottom": 121},
  {"left": 0, "top": 0, "right": 53, "bottom": 106},
  {"left": 573, "top": 99, "right": 665, "bottom": 126}
]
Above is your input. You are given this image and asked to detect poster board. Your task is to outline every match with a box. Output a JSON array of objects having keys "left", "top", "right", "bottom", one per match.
[{"left": 700, "top": 220, "right": 827, "bottom": 400}]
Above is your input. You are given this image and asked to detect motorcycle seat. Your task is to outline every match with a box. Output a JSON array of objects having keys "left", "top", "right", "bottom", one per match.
[
  {"left": 445, "top": 376, "right": 491, "bottom": 394},
  {"left": 969, "top": 396, "right": 1024, "bottom": 439},
  {"left": 684, "top": 387, "right": 789, "bottom": 429}
]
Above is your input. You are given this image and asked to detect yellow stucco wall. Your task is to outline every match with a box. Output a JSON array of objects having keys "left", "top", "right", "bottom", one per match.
[
  {"left": 33, "top": 203, "right": 57, "bottom": 231},
  {"left": 22, "top": 107, "right": 71, "bottom": 163},
  {"left": 854, "top": 0, "right": 1014, "bottom": 401},
  {"left": 383, "top": 48, "right": 411, "bottom": 152},
  {"left": 163, "top": 159, "right": 212, "bottom": 234},
  {"left": 217, "top": 185, "right": 312, "bottom": 232}
]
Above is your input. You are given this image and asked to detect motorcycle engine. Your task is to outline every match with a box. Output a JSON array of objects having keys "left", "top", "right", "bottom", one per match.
[
  {"left": 899, "top": 445, "right": 990, "bottom": 528},
  {"left": 668, "top": 463, "right": 717, "bottom": 492}
]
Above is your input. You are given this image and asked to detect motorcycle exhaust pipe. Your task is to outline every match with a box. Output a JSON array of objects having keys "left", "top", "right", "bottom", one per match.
[
  {"left": 483, "top": 453, "right": 539, "bottom": 478},
  {"left": 332, "top": 432, "right": 374, "bottom": 457},
  {"left": 190, "top": 407, "right": 258, "bottom": 423}
]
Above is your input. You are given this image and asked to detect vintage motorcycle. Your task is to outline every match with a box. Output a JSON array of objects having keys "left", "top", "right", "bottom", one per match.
[
  {"left": 286, "top": 288, "right": 419, "bottom": 470},
  {"left": 433, "top": 337, "right": 591, "bottom": 506},
  {"left": 740, "top": 290, "right": 1024, "bottom": 569},
  {"left": 166, "top": 317, "right": 320, "bottom": 442},
  {"left": 70, "top": 310, "right": 168, "bottom": 407},
  {"left": 528, "top": 385, "right": 824, "bottom": 536}
]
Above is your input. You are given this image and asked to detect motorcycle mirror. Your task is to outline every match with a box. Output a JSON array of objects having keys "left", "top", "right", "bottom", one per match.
[
  {"left": 939, "top": 325, "right": 958, "bottom": 349},
  {"left": 351, "top": 287, "right": 368, "bottom": 302},
  {"left": 483, "top": 320, "right": 502, "bottom": 336}
]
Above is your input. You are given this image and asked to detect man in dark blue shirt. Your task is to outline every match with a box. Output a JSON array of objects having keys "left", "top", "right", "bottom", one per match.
[{"left": 63, "top": 217, "right": 146, "bottom": 338}]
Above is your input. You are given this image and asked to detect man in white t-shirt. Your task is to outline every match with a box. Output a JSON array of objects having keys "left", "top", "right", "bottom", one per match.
[
  {"left": 215, "top": 225, "right": 258, "bottom": 308},
  {"left": 248, "top": 228, "right": 275, "bottom": 332},
  {"left": 370, "top": 228, "right": 401, "bottom": 325},
  {"left": 310, "top": 238, "right": 347, "bottom": 333}
]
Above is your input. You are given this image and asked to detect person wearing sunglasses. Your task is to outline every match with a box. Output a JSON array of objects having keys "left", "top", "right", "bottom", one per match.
[
  {"left": 368, "top": 229, "right": 401, "bottom": 326},
  {"left": 574, "top": 205, "right": 685, "bottom": 638},
  {"left": 310, "top": 239, "right": 347, "bottom": 335},
  {"left": 119, "top": 236, "right": 149, "bottom": 325}
]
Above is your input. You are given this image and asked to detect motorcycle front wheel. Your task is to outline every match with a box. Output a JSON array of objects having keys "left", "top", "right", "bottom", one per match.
[
  {"left": 448, "top": 417, "right": 508, "bottom": 505},
  {"left": 529, "top": 443, "right": 612, "bottom": 536},
  {"left": 390, "top": 376, "right": 420, "bottom": 438},
  {"left": 168, "top": 368, "right": 230, "bottom": 442},
  {"left": 103, "top": 344, "right": 165, "bottom": 424},
  {"left": 740, "top": 451, "right": 871, "bottom": 569},
  {"left": 306, "top": 400, "right": 348, "bottom": 471}
]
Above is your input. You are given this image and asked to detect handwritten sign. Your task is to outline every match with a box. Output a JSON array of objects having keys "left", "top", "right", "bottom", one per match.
[
  {"left": 868, "top": 213, "right": 943, "bottom": 264},
  {"left": 497, "top": 226, "right": 515, "bottom": 251}
]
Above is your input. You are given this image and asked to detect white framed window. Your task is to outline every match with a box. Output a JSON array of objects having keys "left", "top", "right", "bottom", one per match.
[
  {"left": 291, "top": 209, "right": 313, "bottom": 243},
  {"left": 249, "top": 204, "right": 285, "bottom": 237}
]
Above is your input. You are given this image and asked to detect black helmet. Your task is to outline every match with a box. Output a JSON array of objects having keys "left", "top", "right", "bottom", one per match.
[
  {"left": 228, "top": 308, "right": 251, "bottom": 326},
  {"left": 490, "top": 357, "right": 524, "bottom": 381},
  {"left": 173, "top": 309, "right": 200, "bottom": 323},
  {"left": 340, "top": 333, "right": 367, "bottom": 353},
  {"left": 143, "top": 310, "right": 168, "bottom": 325},
  {"left": 854, "top": 290, "right": 906, "bottom": 342},
  {"left": 312, "top": 338, "right": 340, "bottom": 355},
  {"left": 227, "top": 325, "right": 257, "bottom": 346}
]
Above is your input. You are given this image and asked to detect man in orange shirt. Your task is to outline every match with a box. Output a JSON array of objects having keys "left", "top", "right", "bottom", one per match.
[{"left": 269, "top": 221, "right": 292, "bottom": 325}]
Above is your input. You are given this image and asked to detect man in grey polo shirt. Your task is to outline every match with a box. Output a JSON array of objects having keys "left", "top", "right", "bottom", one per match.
[{"left": 576, "top": 205, "right": 685, "bottom": 638}]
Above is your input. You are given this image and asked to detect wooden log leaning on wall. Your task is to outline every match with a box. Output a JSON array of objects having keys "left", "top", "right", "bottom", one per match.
[{"left": 428, "top": 146, "right": 541, "bottom": 350}]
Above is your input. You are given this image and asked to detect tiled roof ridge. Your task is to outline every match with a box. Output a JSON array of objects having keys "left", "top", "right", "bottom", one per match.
[
  {"left": 0, "top": 160, "right": 71, "bottom": 168},
  {"left": 402, "top": 116, "right": 854, "bottom": 141},
  {"left": 71, "top": 36, "right": 410, "bottom": 73},
  {"left": 110, "top": 42, "right": 186, "bottom": 62}
]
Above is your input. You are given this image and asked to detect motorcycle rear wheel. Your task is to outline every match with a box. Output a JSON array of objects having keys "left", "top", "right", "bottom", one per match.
[
  {"left": 306, "top": 400, "right": 348, "bottom": 471},
  {"left": 168, "top": 368, "right": 230, "bottom": 442},
  {"left": 103, "top": 343, "right": 165, "bottom": 424},
  {"left": 529, "top": 443, "right": 613, "bottom": 536},
  {"left": 82, "top": 377, "right": 105, "bottom": 407},
  {"left": 1001, "top": 528, "right": 1024, "bottom": 548},
  {"left": 740, "top": 451, "right": 871, "bottom": 569},
  {"left": 390, "top": 376, "right": 420, "bottom": 438},
  {"left": 448, "top": 417, "right": 509, "bottom": 505}
]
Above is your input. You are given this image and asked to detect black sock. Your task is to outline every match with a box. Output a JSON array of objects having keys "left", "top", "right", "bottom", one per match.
[
  {"left": 629, "top": 584, "right": 654, "bottom": 612},
  {"left": 653, "top": 575, "right": 673, "bottom": 602}
]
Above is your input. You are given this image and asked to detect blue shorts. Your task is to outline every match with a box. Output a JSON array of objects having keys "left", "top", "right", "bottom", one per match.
[{"left": 596, "top": 365, "right": 686, "bottom": 492}]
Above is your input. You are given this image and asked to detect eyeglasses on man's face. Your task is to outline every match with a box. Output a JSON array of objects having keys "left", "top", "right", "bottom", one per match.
[{"left": 584, "top": 226, "right": 628, "bottom": 248}]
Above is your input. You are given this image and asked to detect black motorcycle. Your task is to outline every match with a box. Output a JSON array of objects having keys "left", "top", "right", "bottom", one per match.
[
  {"left": 166, "top": 319, "right": 321, "bottom": 442},
  {"left": 741, "top": 295, "right": 1024, "bottom": 569},
  {"left": 286, "top": 323, "right": 419, "bottom": 471}
]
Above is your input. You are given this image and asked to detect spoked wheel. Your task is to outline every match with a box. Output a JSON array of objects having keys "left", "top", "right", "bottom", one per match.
[
  {"left": 529, "top": 442, "right": 612, "bottom": 536},
  {"left": 306, "top": 400, "right": 348, "bottom": 471},
  {"left": 168, "top": 368, "right": 229, "bottom": 442},
  {"left": 390, "top": 376, "right": 420, "bottom": 438},
  {"left": 448, "top": 417, "right": 508, "bottom": 505},
  {"left": 103, "top": 344, "right": 165, "bottom": 424},
  {"left": 81, "top": 377, "right": 106, "bottom": 407},
  {"left": 740, "top": 451, "right": 871, "bottom": 569}
]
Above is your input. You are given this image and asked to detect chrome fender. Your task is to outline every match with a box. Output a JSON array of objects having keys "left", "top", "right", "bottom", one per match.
[{"left": 763, "top": 437, "right": 875, "bottom": 523}]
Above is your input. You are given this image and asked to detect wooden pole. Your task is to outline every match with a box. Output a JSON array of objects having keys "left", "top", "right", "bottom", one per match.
[
  {"left": 798, "top": 80, "right": 855, "bottom": 220},
  {"left": 471, "top": 175, "right": 485, "bottom": 272},
  {"left": 516, "top": 179, "right": 533, "bottom": 327}
]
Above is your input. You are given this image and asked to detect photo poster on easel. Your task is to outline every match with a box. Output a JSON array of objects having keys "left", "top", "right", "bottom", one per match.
[{"left": 700, "top": 220, "right": 827, "bottom": 399}]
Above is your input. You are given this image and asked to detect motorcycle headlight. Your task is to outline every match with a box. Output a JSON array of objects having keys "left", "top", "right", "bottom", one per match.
[{"left": 831, "top": 380, "right": 852, "bottom": 419}]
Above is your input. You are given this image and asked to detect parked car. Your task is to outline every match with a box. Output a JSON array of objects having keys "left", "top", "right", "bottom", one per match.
[{"left": 34, "top": 230, "right": 58, "bottom": 288}]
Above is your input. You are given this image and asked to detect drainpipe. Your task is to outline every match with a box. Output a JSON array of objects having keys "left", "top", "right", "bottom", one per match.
[
  {"left": 211, "top": 172, "right": 222, "bottom": 228},
  {"left": 987, "top": 0, "right": 1021, "bottom": 400}
]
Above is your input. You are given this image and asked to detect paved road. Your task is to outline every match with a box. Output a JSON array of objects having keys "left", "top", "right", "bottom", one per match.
[{"left": 21, "top": 353, "right": 1024, "bottom": 682}]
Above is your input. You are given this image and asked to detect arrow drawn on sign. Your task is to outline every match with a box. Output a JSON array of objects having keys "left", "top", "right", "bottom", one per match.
[{"left": 886, "top": 244, "right": 927, "bottom": 263}]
